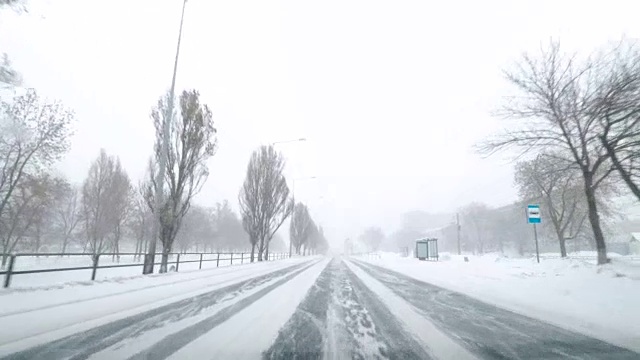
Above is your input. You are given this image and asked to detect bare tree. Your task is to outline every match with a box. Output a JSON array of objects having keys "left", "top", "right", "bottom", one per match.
[
  {"left": 105, "top": 160, "right": 131, "bottom": 261},
  {"left": 289, "top": 202, "right": 313, "bottom": 255},
  {"left": 515, "top": 154, "right": 588, "bottom": 257},
  {"left": 213, "top": 200, "right": 247, "bottom": 252},
  {"left": 29, "top": 176, "right": 67, "bottom": 253},
  {"left": 0, "top": 0, "right": 23, "bottom": 7},
  {"left": 315, "top": 225, "right": 329, "bottom": 255},
  {"left": 478, "top": 40, "right": 640, "bottom": 264},
  {"left": 175, "top": 204, "right": 211, "bottom": 253},
  {"left": 129, "top": 182, "right": 153, "bottom": 260},
  {"left": 592, "top": 44, "right": 640, "bottom": 201},
  {"left": 359, "top": 227, "right": 385, "bottom": 252},
  {"left": 144, "top": 89, "right": 217, "bottom": 272},
  {"left": 0, "top": 89, "right": 74, "bottom": 238},
  {"left": 239, "top": 145, "right": 292, "bottom": 262},
  {"left": 55, "top": 182, "right": 81, "bottom": 254},
  {"left": 0, "top": 173, "right": 54, "bottom": 266},
  {"left": 306, "top": 223, "right": 328, "bottom": 255},
  {"left": 81, "top": 149, "right": 119, "bottom": 256}
]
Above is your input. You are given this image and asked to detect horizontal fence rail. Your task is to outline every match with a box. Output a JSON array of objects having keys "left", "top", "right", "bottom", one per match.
[{"left": 0, "top": 251, "right": 290, "bottom": 288}]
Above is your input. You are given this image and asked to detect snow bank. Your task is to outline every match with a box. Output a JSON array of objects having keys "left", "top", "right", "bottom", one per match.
[{"left": 356, "top": 252, "right": 640, "bottom": 352}]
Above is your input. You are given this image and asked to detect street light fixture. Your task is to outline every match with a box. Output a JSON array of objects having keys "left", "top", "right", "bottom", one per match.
[{"left": 271, "top": 138, "right": 306, "bottom": 146}]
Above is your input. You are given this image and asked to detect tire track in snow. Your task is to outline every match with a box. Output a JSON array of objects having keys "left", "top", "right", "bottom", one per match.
[
  {"left": 0, "top": 260, "right": 315, "bottom": 360},
  {"left": 351, "top": 259, "right": 640, "bottom": 360},
  {"left": 127, "top": 259, "right": 322, "bottom": 360},
  {"left": 264, "top": 258, "right": 429, "bottom": 360}
]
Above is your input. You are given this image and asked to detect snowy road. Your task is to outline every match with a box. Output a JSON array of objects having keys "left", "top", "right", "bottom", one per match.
[{"left": 0, "top": 256, "right": 638, "bottom": 360}]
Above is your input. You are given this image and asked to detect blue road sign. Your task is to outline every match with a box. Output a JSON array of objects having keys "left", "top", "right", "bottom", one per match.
[{"left": 527, "top": 204, "right": 541, "bottom": 224}]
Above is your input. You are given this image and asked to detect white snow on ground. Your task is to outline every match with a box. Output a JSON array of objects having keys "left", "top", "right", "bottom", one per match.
[
  {"left": 167, "top": 258, "right": 330, "bottom": 360},
  {"left": 87, "top": 260, "right": 320, "bottom": 360},
  {"left": 357, "top": 252, "right": 640, "bottom": 352},
  {"left": 344, "top": 259, "right": 478, "bottom": 360},
  {"left": 0, "top": 257, "right": 314, "bottom": 356}
]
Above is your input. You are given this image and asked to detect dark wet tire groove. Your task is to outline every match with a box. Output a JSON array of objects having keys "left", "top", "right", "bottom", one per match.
[
  {"left": 350, "top": 259, "right": 640, "bottom": 360},
  {"left": 263, "top": 261, "right": 333, "bottom": 360}
]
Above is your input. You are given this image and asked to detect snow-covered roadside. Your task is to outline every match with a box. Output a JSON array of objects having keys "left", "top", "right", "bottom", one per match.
[
  {"left": 166, "top": 258, "right": 330, "bottom": 360},
  {"left": 0, "top": 258, "right": 315, "bottom": 355},
  {"left": 356, "top": 252, "right": 640, "bottom": 352},
  {"left": 0, "top": 257, "right": 312, "bottom": 315}
]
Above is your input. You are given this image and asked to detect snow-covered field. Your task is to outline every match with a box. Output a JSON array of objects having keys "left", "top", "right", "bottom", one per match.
[
  {"left": 2, "top": 253, "right": 266, "bottom": 289},
  {"left": 356, "top": 251, "right": 640, "bottom": 352}
]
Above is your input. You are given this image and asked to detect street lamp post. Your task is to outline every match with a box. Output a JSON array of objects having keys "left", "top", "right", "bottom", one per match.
[{"left": 144, "top": 0, "right": 188, "bottom": 275}]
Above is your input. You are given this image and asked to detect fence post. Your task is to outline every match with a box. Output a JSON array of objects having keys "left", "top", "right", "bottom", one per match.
[
  {"left": 230, "top": 253, "right": 234, "bottom": 265},
  {"left": 3, "top": 254, "right": 16, "bottom": 288},
  {"left": 241, "top": 253, "right": 244, "bottom": 264},
  {"left": 199, "top": 253, "right": 203, "bottom": 270},
  {"left": 91, "top": 254, "right": 100, "bottom": 281},
  {"left": 216, "top": 253, "right": 220, "bottom": 267},
  {"left": 176, "top": 253, "right": 180, "bottom": 272}
]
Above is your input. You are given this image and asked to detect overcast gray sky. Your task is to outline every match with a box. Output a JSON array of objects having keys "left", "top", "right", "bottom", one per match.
[{"left": 1, "top": 0, "right": 639, "bottom": 246}]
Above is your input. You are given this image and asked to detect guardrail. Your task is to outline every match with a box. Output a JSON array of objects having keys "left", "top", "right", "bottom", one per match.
[{"left": 0, "top": 251, "right": 290, "bottom": 288}]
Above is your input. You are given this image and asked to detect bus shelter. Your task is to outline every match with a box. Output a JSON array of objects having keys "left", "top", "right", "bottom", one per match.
[{"left": 415, "top": 238, "right": 438, "bottom": 261}]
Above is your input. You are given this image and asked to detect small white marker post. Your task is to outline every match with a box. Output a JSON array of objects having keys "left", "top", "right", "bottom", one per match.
[{"left": 527, "top": 204, "right": 541, "bottom": 263}]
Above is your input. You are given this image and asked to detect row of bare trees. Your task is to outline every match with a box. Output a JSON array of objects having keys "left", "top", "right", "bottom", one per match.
[
  {"left": 289, "top": 202, "right": 328, "bottom": 255},
  {"left": 480, "top": 40, "right": 640, "bottom": 264},
  {"left": 238, "top": 145, "right": 329, "bottom": 262}
]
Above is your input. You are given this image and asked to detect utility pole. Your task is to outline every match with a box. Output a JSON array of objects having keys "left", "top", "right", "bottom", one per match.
[
  {"left": 456, "top": 213, "right": 461, "bottom": 255},
  {"left": 144, "top": 0, "right": 188, "bottom": 275}
]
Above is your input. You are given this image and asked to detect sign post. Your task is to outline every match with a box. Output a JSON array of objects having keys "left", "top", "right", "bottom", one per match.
[
  {"left": 527, "top": 204, "right": 541, "bottom": 263},
  {"left": 527, "top": 205, "right": 542, "bottom": 263}
]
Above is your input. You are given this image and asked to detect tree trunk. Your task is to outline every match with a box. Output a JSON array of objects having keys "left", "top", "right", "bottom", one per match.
[
  {"left": 583, "top": 175, "right": 608, "bottom": 265},
  {"left": 257, "top": 237, "right": 264, "bottom": 261},
  {"left": 61, "top": 234, "right": 69, "bottom": 255},
  {"left": 265, "top": 242, "right": 269, "bottom": 261},
  {"left": 558, "top": 235, "right": 567, "bottom": 258},
  {"left": 600, "top": 135, "right": 640, "bottom": 202},
  {"left": 250, "top": 243, "right": 256, "bottom": 262},
  {"left": 34, "top": 226, "right": 41, "bottom": 254},
  {"left": 159, "top": 247, "right": 170, "bottom": 273},
  {"left": 1, "top": 252, "right": 7, "bottom": 268},
  {"left": 556, "top": 228, "right": 568, "bottom": 258}
]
